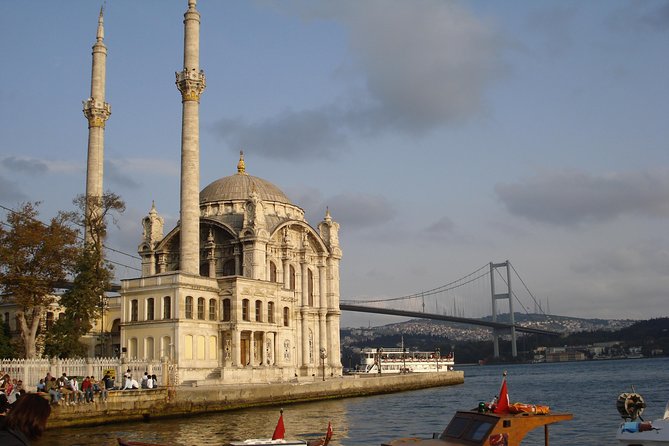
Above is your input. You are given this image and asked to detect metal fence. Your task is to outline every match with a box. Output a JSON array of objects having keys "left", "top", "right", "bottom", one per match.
[{"left": 0, "top": 357, "right": 166, "bottom": 391}]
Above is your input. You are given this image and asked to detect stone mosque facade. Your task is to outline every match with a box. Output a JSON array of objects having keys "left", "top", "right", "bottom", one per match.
[{"left": 83, "top": 1, "right": 343, "bottom": 383}]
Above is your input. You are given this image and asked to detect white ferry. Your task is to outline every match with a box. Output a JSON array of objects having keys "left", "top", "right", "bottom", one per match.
[{"left": 354, "top": 347, "right": 455, "bottom": 374}]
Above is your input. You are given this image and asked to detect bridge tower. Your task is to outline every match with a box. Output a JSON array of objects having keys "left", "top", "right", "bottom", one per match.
[{"left": 490, "top": 261, "right": 517, "bottom": 358}]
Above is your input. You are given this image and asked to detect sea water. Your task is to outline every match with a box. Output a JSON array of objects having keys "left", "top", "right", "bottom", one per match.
[{"left": 36, "top": 357, "right": 669, "bottom": 446}]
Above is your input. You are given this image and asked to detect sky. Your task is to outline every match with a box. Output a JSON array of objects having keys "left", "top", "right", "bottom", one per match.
[{"left": 1, "top": 1, "right": 668, "bottom": 328}]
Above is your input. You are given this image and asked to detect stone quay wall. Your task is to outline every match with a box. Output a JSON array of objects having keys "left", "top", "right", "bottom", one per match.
[{"left": 47, "top": 371, "right": 464, "bottom": 428}]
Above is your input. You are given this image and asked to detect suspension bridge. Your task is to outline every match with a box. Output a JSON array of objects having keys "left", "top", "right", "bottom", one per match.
[{"left": 340, "top": 260, "right": 560, "bottom": 358}]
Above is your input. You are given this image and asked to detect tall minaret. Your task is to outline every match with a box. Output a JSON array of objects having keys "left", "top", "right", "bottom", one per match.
[
  {"left": 176, "top": 0, "right": 206, "bottom": 274},
  {"left": 83, "top": 7, "right": 111, "bottom": 244}
]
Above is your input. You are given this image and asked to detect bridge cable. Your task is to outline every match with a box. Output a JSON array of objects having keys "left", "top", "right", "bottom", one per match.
[
  {"left": 343, "top": 263, "right": 490, "bottom": 304},
  {"left": 509, "top": 262, "right": 546, "bottom": 316}
]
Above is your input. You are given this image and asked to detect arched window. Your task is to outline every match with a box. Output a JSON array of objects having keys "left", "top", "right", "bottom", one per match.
[
  {"left": 129, "top": 338, "right": 138, "bottom": 359},
  {"left": 197, "top": 297, "right": 205, "bottom": 320},
  {"left": 185, "top": 296, "right": 193, "bottom": 319},
  {"left": 222, "top": 259, "right": 235, "bottom": 276},
  {"left": 283, "top": 307, "right": 290, "bottom": 327},
  {"left": 209, "top": 336, "right": 218, "bottom": 360},
  {"left": 147, "top": 298, "right": 155, "bottom": 321},
  {"left": 308, "top": 269, "right": 314, "bottom": 306},
  {"left": 163, "top": 296, "right": 171, "bottom": 319},
  {"left": 289, "top": 265, "right": 296, "bottom": 290},
  {"left": 46, "top": 312, "right": 54, "bottom": 330},
  {"left": 209, "top": 299, "right": 217, "bottom": 321},
  {"left": 268, "top": 302, "right": 275, "bottom": 324},
  {"left": 270, "top": 261, "right": 277, "bottom": 282},
  {"left": 223, "top": 299, "right": 231, "bottom": 322},
  {"left": 131, "top": 300, "right": 138, "bottom": 322},
  {"left": 255, "top": 300, "right": 262, "bottom": 322},
  {"left": 145, "top": 337, "right": 155, "bottom": 360},
  {"left": 242, "top": 299, "right": 250, "bottom": 321}
]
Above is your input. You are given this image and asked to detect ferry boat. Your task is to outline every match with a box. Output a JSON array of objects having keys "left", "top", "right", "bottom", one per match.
[{"left": 354, "top": 347, "right": 455, "bottom": 374}]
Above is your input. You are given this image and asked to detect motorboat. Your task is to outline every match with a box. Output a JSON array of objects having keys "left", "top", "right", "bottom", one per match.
[
  {"left": 381, "top": 372, "right": 572, "bottom": 446},
  {"left": 228, "top": 410, "right": 333, "bottom": 446},
  {"left": 615, "top": 389, "right": 669, "bottom": 445},
  {"left": 118, "top": 410, "right": 332, "bottom": 446}
]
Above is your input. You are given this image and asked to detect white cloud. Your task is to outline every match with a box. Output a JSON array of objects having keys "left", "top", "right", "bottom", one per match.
[{"left": 495, "top": 168, "right": 669, "bottom": 225}]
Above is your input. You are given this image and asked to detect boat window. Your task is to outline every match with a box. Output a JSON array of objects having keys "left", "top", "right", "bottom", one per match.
[
  {"left": 442, "top": 416, "right": 470, "bottom": 438},
  {"left": 465, "top": 420, "right": 494, "bottom": 442}
]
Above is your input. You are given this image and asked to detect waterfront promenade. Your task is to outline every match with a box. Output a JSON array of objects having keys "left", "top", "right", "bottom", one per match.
[{"left": 47, "top": 371, "right": 464, "bottom": 428}]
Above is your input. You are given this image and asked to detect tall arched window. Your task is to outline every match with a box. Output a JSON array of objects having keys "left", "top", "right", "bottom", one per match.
[
  {"left": 270, "top": 261, "right": 277, "bottom": 282},
  {"left": 131, "top": 300, "right": 138, "bottom": 322},
  {"left": 283, "top": 307, "right": 290, "bottom": 327},
  {"left": 147, "top": 298, "right": 155, "bottom": 321},
  {"left": 197, "top": 297, "right": 205, "bottom": 320},
  {"left": 308, "top": 269, "right": 314, "bottom": 306},
  {"left": 185, "top": 296, "right": 193, "bottom": 319},
  {"left": 255, "top": 300, "right": 262, "bottom": 322},
  {"left": 222, "top": 259, "right": 235, "bottom": 276},
  {"left": 129, "top": 338, "right": 138, "bottom": 359},
  {"left": 289, "top": 265, "right": 296, "bottom": 290},
  {"left": 209, "top": 299, "right": 217, "bottom": 321},
  {"left": 223, "top": 299, "right": 231, "bottom": 321},
  {"left": 268, "top": 302, "right": 275, "bottom": 324},
  {"left": 242, "top": 299, "right": 250, "bottom": 321},
  {"left": 163, "top": 296, "right": 171, "bottom": 319}
]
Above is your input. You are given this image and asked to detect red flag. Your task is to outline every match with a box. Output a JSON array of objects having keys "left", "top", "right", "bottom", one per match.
[
  {"left": 493, "top": 375, "right": 510, "bottom": 414},
  {"left": 325, "top": 422, "right": 333, "bottom": 441},
  {"left": 272, "top": 412, "right": 286, "bottom": 440}
]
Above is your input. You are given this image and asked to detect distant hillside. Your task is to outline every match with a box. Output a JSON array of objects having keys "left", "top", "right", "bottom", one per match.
[{"left": 340, "top": 314, "right": 666, "bottom": 365}]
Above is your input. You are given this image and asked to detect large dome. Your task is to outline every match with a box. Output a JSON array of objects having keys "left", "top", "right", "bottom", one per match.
[{"left": 200, "top": 172, "right": 292, "bottom": 205}]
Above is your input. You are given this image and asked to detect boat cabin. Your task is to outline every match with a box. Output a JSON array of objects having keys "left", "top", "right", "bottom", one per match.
[{"left": 382, "top": 410, "right": 573, "bottom": 446}]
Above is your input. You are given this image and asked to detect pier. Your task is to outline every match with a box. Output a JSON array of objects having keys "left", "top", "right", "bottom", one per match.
[{"left": 47, "top": 371, "right": 464, "bottom": 428}]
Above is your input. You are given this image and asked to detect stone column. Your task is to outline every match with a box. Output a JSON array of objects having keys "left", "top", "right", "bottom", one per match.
[
  {"left": 250, "top": 330, "right": 255, "bottom": 366},
  {"left": 261, "top": 331, "right": 267, "bottom": 366},
  {"left": 176, "top": 0, "right": 206, "bottom": 275},
  {"left": 233, "top": 329, "right": 241, "bottom": 367}
]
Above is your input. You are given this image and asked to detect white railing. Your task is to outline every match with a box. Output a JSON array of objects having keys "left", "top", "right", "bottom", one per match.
[{"left": 0, "top": 357, "right": 167, "bottom": 391}]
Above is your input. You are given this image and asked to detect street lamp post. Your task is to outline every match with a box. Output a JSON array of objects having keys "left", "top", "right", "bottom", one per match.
[
  {"left": 320, "top": 348, "right": 327, "bottom": 381},
  {"left": 402, "top": 347, "right": 407, "bottom": 374},
  {"left": 436, "top": 348, "right": 441, "bottom": 371},
  {"left": 377, "top": 347, "right": 383, "bottom": 374}
]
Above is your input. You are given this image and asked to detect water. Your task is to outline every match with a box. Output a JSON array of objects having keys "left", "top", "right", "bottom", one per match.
[{"left": 36, "top": 357, "right": 669, "bottom": 446}]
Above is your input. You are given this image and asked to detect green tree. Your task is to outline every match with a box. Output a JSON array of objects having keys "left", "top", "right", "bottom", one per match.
[
  {"left": 0, "top": 202, "right": 79, "bottom": 358},
  {"left": 43, "top": 193, "right": 125, "bottom": 358}
]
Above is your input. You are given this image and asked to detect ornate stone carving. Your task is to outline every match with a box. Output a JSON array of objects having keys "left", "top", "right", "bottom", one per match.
[
  {"left": 82, "top": 97, "right": 111, "bottom": 128},
  {"left": 176, "top": 69, "right": 206, "bottom": 102}
]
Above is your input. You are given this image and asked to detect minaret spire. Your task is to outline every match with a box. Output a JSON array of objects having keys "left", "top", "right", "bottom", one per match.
[
  {"left": 83, "top": 4, "right": 112, "bottom": 245},
  {"left": 176, "top": 0, "right": 206, "bottom": 274}
]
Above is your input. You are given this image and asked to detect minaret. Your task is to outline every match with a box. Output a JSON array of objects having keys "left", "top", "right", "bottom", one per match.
[
  {"left": 83, "top": 7, "right": 111, "bottom": 244},
  {"left": 176, "top": 0, "right": 206, "bottom": 274}
]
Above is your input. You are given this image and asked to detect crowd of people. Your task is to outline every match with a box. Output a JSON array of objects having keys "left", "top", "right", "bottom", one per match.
[{"left": 1, "top": 372, "right": 51, "bottom": 445}]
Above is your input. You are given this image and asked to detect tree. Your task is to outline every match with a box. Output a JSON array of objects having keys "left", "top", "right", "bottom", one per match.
[
  {"left": 0, "top": 202, "right": 79, "bottom": 358},
  {"left": 43, "top": 192, "right": 125, "bottom": 357}
]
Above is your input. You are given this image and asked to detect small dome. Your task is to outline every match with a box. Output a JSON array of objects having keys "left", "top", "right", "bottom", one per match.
[{"left": 200, "top": 173, "right": 292, "bottom": 204}]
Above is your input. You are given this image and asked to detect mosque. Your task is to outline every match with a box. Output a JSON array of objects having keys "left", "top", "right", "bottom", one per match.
[{"left": 83, "top": 1, "right": 343, "bottom": 383}]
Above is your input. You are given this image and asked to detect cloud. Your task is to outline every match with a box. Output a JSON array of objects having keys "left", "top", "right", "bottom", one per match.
[
  {"left": 608, "top": 1, "right": 669, "bottom": 33},
  {"left": 0, "top": 175, "right": 27, "bottom": 202},
  {"left": 495, "top": 169, "right": 669, "bottom": 225},
  {"left": 424, "top": 216, "right": 456, "bottom": 237},
  {"left": 1, "top": 156, "right": 49, "bottom": 174},
  {"left": 213, "top": 0, "right": 505, "bottom": 160},
  {"left": 212, "top": 107, "right": 348, "bottom": 160},
  {"left": 106, "top": 159, "right": 142, "bottom": 189}
]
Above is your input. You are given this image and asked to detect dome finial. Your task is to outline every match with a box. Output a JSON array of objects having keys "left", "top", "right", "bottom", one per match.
[{"left": 237, "top": 150, "right": 246, "bottom": 174}]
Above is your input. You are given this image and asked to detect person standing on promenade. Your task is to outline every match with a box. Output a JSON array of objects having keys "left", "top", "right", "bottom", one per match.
[{"left": 0, "top": 393, "right": 51, "bottom": 445}]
